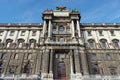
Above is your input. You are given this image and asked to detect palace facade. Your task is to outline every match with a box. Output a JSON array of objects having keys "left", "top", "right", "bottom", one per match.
[{"left": 0, "top": 7, "right": 120, "bottom": 80}]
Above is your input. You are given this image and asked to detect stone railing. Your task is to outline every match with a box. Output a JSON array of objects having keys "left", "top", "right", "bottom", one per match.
[
  {"left": 0, "top": 74, "right": 41, "bottom": 80},
  {"left": 82, "top": 75, "right": 120, "bottom": 80}
]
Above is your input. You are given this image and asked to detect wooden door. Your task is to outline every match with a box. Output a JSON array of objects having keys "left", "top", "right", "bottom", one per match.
[{"left": 57, "top": 62, "right": 66, "bottom": 80}]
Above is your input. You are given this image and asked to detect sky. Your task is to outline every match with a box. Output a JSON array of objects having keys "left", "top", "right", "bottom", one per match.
[{"left": 0, "top": 0, "right": 120, "bottom": 23}]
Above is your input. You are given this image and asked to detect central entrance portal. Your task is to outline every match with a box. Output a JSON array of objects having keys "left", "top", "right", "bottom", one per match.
[
  {"left": 57, "top": 62, "right": 66, "bottom": 80},
  {"left": 53, "top": 49, "right": 70, "bottom": 80}
]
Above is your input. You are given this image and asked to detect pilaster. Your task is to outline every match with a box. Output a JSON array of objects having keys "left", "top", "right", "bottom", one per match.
[
  {"left": 41, "top": 49, "right": 52, "bottom": 80},
  {"left": 74, "top": 49, "right": 80, "bottom": 73},
  {"left": 48, "top": 20, "right": 52, "bottom": 38},
  {"left": 77, "top": 20, "right": 81, "bottom": 38},
  {"left": 80, "top": 48, "right": 89, "bottom": 75},
  {"left": 35, "top": 51, "right": 42, "bottom": 74},
  {"left": 49, "top": 49, "right": 53, "bottom": 73},
  {"left": 42, "top": 20, "right": 47, "bottom": 38},
  {"left": 71, "top": 20, "right": 75, "bottom": 38}
]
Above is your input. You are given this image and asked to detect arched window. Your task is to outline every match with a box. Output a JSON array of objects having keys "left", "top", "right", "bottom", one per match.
[
  {"left": 23, "top": 61, "right": 31, "bottom": 74},
  {"left": 59, "top": 26, "right": 64, "bottom": 34},
  {"left": 18, "top": 39, "right": 25, "bottom": 48},
  {"left": 100, "top": 39, "right": 107, "bottom": 49},
  {"left": 112, "top": 39, "right": 119, "bottom": 49},
  {"left": 29, "top": 39, "right": 36, "bottom": 48},
  {"left": 88, "top": 39, "right": 95, "bottom": 49},
  {"left": 6, "top": 39, "right": 13, "bottom": 48}
]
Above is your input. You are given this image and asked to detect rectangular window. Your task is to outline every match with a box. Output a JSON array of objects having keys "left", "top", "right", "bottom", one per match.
[
  {"left": 0, "top": 31, "right": 3, "bottom": 36},
  {"left": 89, "top": 42, "right": 94, "bottom": 49},
  {"left": 106, "top": 53, "right": 111, "bottom": 60},
  {"left": 53, "top": 36, "right": 56, "bottom": 41},
  {"left": 53, "top": 29, "right": 56, "bottom": 34},
  {"left": 87, "top": 31, "right": 92, "bottom": 36},
  {"left": 110, "top": 31, "right": 115, "bottom": 36},
  {"left": 66, "top": 28, "right": 70, "bottom": 34},
  {"left": 21, "top": 31, "right": 25, "bottom": 36},
  {"left": 59, "top": 27, "right": 64, "bottom": 34},
  {"left": 92, "top": 64, "right": 100, "bottom": 74},
  {"left": 101, "top": 42, "right": 106, "bottom": 49},
  {"left": 99, "top": 31, "right": 103, "bottom": 36},
  {"left": 9, "top": 31, "right": 14, "bottom": 36},
  {"left": 32, "top": 31, "right": 36, "bottom": 36},
  {"left": 91, "top": 53, "right": 96, "bottom": 60}
]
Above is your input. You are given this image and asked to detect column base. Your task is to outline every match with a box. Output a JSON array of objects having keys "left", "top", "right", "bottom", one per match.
[
  {"left": 70, "top": 73, "right": 82, "bottom": 80},
  {"left": 41, "top": 73, "right": 53, "bottom": 80}
]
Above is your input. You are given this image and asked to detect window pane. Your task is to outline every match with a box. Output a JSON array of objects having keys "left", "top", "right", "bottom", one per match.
[
  {"left": 91, "top": 54, "right": 96, "bottom": 60},
  {"left": 21, "top": 31, "right": 25, "bottom": 36},
  {"left": 59, "top": 27, "right": 64, "bottom": 34},
  {"left": 89, "top": 42, "right": 94, "bottom": 49},
  {"left": 88, "top": 31, "right": 92, "bottom": 36},
  {"left": 32, "top": 31, "right": 36, "bottom": 36},
  {"left": 114, "top": 42, "right": 119, "bottom": 48},
  {"left": 106, "top": 54, "right": 111, "bottom": 60},
  {"left": 10, "top": 31, "right": 14, "bottom": 36},
  {"left": 0, "top": 31, "right": 3, "bottom": 36},
  {"left": 101, "top": 42, "right": 106, "bottom": 48}
]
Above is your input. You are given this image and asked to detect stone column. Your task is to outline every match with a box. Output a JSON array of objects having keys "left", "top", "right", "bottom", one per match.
[
  {"left": 35, "top": 51, "right": 42, "bottom": 74},
  {"left": 49, "top": 49, "right": 53, "bottom": 73},
  {"left": 74, "top": 49, "right": 80, "bottom": 73},
  {"left": 77, "top": 20, "right": 81, "bottom": 37},
  {"left": 80, "top": 48, "right": 89, "bottom": 75},
  {"left": 42, "top": 20, "right": 47, "bottom": 37},
  {"left": 44, "top": 49, "right": 49, "bottom": 73},
  {"left": 71, "top": 50, "right": 82, "bottom": 80},
  {"left": 48, "top": 20, "right": 52, "bottom": 38},
  {"left": 14, "top": 30, "right": 19, "bottom": 48},
  {"left": 70, "top": 50, "right": 73, "bottom": 74},
  {"left": 47, "top": 49, "right": 53, "bottom": 79},
  {"left": 3, "top": 53, "right": 12, "bottom": 75},
  {"left": 3, "top": 30, "right": 8, "bottom": 47},
  {"left": 71, "top": 20, "right": 75, "bottom": 38}
]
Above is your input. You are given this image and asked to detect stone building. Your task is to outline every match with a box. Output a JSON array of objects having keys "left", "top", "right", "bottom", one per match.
[{"left": 0, "top": 6, "right": 120, "bottom": 80}]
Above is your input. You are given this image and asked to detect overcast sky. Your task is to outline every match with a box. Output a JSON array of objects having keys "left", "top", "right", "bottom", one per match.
[{"left": 0, "top": 0, "right": 120, "bottom": 23}]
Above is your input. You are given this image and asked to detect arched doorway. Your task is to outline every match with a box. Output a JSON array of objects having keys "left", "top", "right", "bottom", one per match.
[
  {"left": 57, "top": 62, "right": 66, "bottom": 80},
  {"left": 53, "top": 50, "right": 70, "bottom": 80}
]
